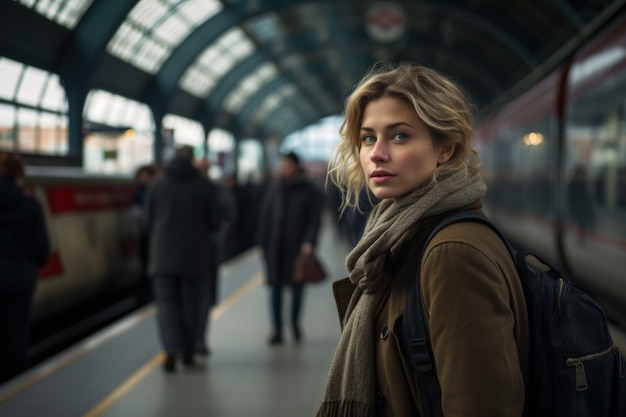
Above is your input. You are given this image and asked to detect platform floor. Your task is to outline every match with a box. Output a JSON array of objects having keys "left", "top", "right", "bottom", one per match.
[
  {"left": 0, "top": 218, "right": 352, "bottom": 417},
  {"left": 3, "top": 216, "right": 625, "bottom": 417}
]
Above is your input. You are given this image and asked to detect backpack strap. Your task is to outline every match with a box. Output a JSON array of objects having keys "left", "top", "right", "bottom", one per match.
[{"left": 403, "top": 210, "right": 514, "bottom": 417}]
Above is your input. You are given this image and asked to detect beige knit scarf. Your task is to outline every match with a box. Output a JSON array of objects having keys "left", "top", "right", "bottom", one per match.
[{"left": 316, "top": 169, "right": 486, "bottom": 417}]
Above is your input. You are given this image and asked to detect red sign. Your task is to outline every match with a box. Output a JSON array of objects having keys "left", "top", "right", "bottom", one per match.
[{"left": 45, "top": 186, "right": 135, "bottom": 214}]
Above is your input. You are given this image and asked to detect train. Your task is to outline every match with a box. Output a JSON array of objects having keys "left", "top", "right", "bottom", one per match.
[
  {"left": 23, "top": 166, "right": 141, "bottom": 323},
  {"left": 474, "top": 8, "right": 626, "bottom": 323}
]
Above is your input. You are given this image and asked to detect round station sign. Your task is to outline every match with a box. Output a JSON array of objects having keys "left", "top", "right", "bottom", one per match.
[{"left": 365, "top": 2, "right": 406, "bottom": 43}]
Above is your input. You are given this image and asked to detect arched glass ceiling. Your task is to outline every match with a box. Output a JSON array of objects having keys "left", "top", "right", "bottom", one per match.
[
  {"left": 10, "top": 0, "right": 621, "bottom": 145},
  {"left": 250, "top": 84, "right": 297, "bottom": 127},
  {"left": 179, "top": 27, "right": 255, "bottom": 98},
  {"left": 253, "top": 84, "right": 316, "bottom": 137},
  {"left": 224, "top": 63, "right": 279, "bottom": 114},
  {"left": 245, "top": 11, "right": 285, "bottom": 49},
  {"left": 16, "top": 0, "right": 94, "bottom": 29},
  {"left": 106, "top": 0, "right": 223, "bottom": 75}
]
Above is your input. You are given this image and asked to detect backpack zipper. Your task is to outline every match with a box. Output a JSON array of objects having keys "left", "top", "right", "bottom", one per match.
[
  {"left": 556, "top": 278, "right": 565, "bottom": 312},
  {"left": 565, "top": 345, "right": 617, "bottom": 391}
]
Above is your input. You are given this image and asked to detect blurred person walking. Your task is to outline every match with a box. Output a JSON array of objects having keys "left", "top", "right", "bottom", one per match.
[
  {"left": 144, "top": 146, "right": 222, "bottom": 371},
  {"left": 0, "top": 153, "right": 50, "bottom": 383},
  {"left": 131, "top": 164, "right": 157, "bottom": 300},
  {"left": 193, "top": 157, "right": 232, "bottom": 356},
  {"left": 258, "top": 151, "right": 323, "bottom": 345}
]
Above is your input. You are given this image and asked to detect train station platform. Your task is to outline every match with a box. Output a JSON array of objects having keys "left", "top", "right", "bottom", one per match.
[
  {"left": 2, "top": 213, "right": 626, "bottom": 417},
  {"left": 0, "top": 216, "right": 352, "bottom": 417}
]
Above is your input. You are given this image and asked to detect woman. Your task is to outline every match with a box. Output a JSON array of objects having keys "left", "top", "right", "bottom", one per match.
[
  {"left": 0, "top": 153, "right": 50, "bottom": 382},
  {"left": 317, "top": 64, "right": 529, "bottom": 417}
]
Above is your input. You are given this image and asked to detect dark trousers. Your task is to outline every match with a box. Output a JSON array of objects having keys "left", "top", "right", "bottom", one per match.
[
  {"left": 0, "top": 295, "right": 32, "bottom": 382},
  {"left": 195, "top": 244, "right": 218, "bottom": 352},
  {"left": 269, "top": 282, "right": 304, "bottom": 336},
  {"left": 152, "top": 274, "right": 203, "bottom": 356}
]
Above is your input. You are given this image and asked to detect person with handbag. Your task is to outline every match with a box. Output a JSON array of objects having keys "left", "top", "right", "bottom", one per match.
[
  {"left": 257, "top": 151, "right": 323, "bottom": 345},
  {"left": 317, "top": 64, "right": 529, "bottom": 417}
]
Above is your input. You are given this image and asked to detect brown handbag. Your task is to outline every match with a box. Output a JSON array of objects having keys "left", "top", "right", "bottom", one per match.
[{"left": 293, "top": 252, "right": 328, "bottom": 284}]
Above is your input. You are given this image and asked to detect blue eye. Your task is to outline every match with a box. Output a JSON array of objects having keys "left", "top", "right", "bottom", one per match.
[
  {"left": 362, "top": 135, "right": 376, "bottom": 144},
  {"left": 393, "top": 133, "right": 408, "bottom": 141}
]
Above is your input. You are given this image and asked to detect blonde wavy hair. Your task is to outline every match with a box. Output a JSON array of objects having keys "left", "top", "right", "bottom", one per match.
[{"left": 327, "top": 63, "right": 481, "bottom": 214}]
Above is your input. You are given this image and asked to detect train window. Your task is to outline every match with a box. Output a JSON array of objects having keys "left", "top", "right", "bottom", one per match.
[
  {"left": 484, "top": 114, "right": 558, "bottom": 218},
  {"left": 564, "top": 58, "right": 626, "bottom": 247}
]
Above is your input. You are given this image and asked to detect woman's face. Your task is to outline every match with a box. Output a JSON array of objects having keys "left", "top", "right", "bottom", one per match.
[{"left": 359, "top": 96, "right": 452, "bottom": 201}]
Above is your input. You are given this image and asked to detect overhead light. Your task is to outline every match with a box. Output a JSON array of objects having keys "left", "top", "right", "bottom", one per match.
[{"left": 523, "top": 132, "right": 544, "bottom": 146}]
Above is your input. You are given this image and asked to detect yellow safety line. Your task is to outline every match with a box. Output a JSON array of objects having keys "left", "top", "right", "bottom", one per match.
[
  {"left": 82, "top": 272, "right": 263, "bottom": 417},
  {"left": 82, "top": 353, "right": 165, "bottom": 417}
]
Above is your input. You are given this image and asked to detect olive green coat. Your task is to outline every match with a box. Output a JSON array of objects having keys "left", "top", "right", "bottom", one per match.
[{"left": 332, "top": 215, "right": 530, "bottom": 417}]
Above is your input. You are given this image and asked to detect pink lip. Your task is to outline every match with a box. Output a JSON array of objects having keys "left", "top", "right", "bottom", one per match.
[{"left": 370, "top": 170, "right": 394, "bottom": 183}]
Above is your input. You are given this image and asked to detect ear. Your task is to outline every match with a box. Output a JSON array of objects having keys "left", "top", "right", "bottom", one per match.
[{"left": 437, "top": 143, "right": 455, "bottom": 164}]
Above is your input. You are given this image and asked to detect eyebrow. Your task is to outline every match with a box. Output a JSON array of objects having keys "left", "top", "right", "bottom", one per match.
[{"left": 360, "top": 122, "right": 413, "bottom": 132}]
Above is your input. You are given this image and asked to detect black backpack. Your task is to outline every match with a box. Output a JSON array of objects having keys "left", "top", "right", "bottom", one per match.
[{"left": 402, "top": 210, "right": 626, "bottom": 417}]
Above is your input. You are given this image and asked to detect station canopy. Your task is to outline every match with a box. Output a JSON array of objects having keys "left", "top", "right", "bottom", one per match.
[{"left": 1, "top": 0, "right": 623, "bottom": 142}]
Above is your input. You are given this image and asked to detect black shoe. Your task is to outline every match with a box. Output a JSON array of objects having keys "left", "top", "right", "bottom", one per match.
[
  {"left": 182, "top": 352, "right": 195, "bottom": 366},
  {"left": 163, "top": 353, "right": 176, "bottom": 372},
  {"left": 293, "top": 325, "right": 302, "bottom": 343},
  {"left": 268, "top": 334, "right": 283, "bottom": 346},
  {"left": 196, "top": 346, "right": 211, "bottom": 356}
]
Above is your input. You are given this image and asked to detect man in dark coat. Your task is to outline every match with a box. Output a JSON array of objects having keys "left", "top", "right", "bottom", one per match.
[
  {"left": 0, "top": 153, "right": 50, "bottom": 383},
  {"left": 257, "top": 151, "right": 323, "bottom": 345},
  {"left": 144, "top": 145, "right": 222, "bottom": 371}
]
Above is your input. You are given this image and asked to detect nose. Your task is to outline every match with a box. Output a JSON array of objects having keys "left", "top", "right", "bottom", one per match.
[{"left": 370, "top": 139, "right": 389, "bottom": 163}]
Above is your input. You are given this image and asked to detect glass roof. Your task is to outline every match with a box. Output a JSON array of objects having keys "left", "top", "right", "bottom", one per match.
[
  {"left": 224, "top": 63, "right": 280, "bottom": 113},
  {"left": 179, "top": 27, "right": 255, "bottom": 99},
  {"left": 16, "top": 0, "right": 95, "bottom": 29},
  {"left": 107, "top": 0, "right": 223, "bottom": 75},
  {"left": 251, "top": 84, "right": 297, "bottom": 126},
  {"left": 11, "top": 0, "right": 605, "bottom": 145},
  {"left": 245, "top": 12, "right": 284, "bottom": 46}
]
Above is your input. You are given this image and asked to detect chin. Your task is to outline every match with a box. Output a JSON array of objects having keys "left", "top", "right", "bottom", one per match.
[{"left": 370, "top": 188, "right": 400, "bottom": 201}]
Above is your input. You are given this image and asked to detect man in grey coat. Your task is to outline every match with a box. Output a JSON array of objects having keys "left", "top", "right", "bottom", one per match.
[{"left": 144, "top": 145, "right": 222, "bottom": 372}]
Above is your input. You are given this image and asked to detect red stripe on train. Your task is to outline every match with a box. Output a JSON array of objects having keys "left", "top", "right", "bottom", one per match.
[
  {"left": 45, "top": 186, "right": 135, "bottom": 214},
  {"left": 38, "top": 251, "right": 63, "bottom": 279}
]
